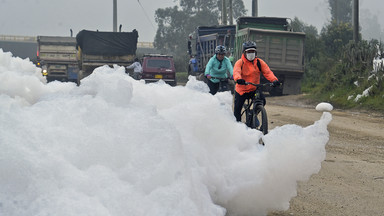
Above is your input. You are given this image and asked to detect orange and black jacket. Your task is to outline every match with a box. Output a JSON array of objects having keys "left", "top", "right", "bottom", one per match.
[{"left": 233, "top": 54, "right": 278, "bottom": 95}]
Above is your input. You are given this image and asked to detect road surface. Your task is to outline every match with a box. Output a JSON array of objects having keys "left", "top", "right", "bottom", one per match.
[{"left": 264, "top": 95, "right": 384, "bottom": 216}]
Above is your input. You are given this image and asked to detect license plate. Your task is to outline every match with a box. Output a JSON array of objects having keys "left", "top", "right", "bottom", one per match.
[{"left": 155, "top": 74, "right": 163, "bottom": 79}]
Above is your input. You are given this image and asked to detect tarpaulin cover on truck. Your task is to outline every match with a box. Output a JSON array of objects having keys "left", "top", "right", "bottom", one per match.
[
  {"left": 76, "top": 30, "right": 138, "bottom": 56},
  {"left": 237, "top": 17, "right": 289, "bottom": 31},
  {"left": 196, "top": 25, "right": 236, "bottom": 37}
]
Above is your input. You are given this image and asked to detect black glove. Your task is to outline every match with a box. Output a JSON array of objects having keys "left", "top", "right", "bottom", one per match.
[
  {"left": 272, "top": 80, "right": 280, "bottom": 87},
  {"left": 236, "top": 79, "right": 246, "bottom": 85}
]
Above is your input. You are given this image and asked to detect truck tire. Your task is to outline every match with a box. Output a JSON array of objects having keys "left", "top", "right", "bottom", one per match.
[{"left": 269, "top": 86, "right": 283, "bottom": 96}]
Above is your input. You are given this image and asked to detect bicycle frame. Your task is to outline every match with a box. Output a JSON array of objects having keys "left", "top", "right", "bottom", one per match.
[
  {"left": 241, "top": 82, "right": 272, "bottom": 134},
  {"left": 241, "top": 83, "right": 269, "bottom": 116}
]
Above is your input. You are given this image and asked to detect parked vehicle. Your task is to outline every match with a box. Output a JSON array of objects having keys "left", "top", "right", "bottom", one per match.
[
  {"left": 76, "top": 29, "right": 138, "bottom": 84},
  {"left": 234, "top": 17, "right": 305, "bottom": 95},
  {"left": 187, "top": 25, "right": 236, "bottom": 76},
  {"left": 141, "top": 54, "right": 176, "bottom": 86},
  {"left": 36, "top": 36, "right": 78, "bottom": 83}
]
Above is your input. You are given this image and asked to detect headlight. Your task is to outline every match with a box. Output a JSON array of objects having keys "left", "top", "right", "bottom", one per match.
[{"left": 42, "top": 69, "right": 48, "bottom": 76}]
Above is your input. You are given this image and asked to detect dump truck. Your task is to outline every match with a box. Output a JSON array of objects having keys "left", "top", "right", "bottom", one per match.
[
  {"left": 234, "top": 17, "right": 305, "bottom": 95},
  {"left": 187, "top": 25, "right": 236, "bottom": 76},
  {"left": 76, "top": 29, "right": 138, "bottom": 83},
  {"left": 36, "top": 36, "right": 78, "bottom": 83}
]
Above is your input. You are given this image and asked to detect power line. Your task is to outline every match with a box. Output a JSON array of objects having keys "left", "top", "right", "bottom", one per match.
[{"left": 137, "top": 0, "right": 156, "bottom": 31}]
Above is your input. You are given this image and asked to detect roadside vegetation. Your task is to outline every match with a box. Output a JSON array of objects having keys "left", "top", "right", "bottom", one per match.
[
  {"left": 176, "top": 71, "right": 188, "bottom": 84},
  {"left": 291, "top": 1, "right": 384, "bottom": 112}
]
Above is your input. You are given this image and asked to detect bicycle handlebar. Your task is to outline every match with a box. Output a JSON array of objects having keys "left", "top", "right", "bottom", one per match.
[
  {"left": 243, "top": 82, "right": 274, "bottom": 87},
  {"left": 208, "top": 76, "right": 231, "bottom": 81}
]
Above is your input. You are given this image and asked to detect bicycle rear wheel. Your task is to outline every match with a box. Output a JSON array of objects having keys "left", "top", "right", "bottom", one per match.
[{"left": 252, "top": 104, "right": 268, "bottom": 135}]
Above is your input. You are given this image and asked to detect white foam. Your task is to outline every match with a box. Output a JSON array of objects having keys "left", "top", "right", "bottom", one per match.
[
  {"left": 0, "top": 49, "right": 332, "bottom": 216},
  {"left": 316, "top": 102, "right": 333, "bottom": 112}
]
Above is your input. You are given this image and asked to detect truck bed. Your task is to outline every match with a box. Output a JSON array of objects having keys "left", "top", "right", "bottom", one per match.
[{"left": 37, "top": 36, "right": 78, "bottom": 82}]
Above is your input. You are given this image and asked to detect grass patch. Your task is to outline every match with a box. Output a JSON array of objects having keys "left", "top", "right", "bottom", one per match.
[
  {"left": 302, "top": 80, "right": 384, "bottom": 113},
  {"left": 176, "top": 71, "right": 188, "bottom": 84}
]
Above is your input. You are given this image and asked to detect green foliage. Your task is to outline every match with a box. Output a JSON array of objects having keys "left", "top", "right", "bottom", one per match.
[
  {"left": 176, "top": 71, "right": 188, "bottom": 84},
  {"left": 301, "top": 16, "right": 384, "bottom": 112},
  {"left": 291, "top": 17, "right": 318, "bottom": 35},
  {"left": 290, "top": 17, "right": 323, "bottom": 65},
  {"left": 304, "top": 39, "right": 384, "bottom": 112},
  {"left": 320, "top": 21, "right": 354, "bottom": 57},
  {"left": 217, "top": 0, "right": 247, "bottom": 20},
  {"left": 326, "top": 70, "right": 384, "bottom": 112}
]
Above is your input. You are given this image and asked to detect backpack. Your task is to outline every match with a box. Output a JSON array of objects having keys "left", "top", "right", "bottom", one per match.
[{"left": 241, "top": 58, "right": 262, "bottom": 72}]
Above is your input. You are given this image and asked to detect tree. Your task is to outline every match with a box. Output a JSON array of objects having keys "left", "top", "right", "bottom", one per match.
[
  {"left": 328, "top": 0, "right": 352, "bottom": 24},
  {"left": 320, "top": 21, "right": 353, "bottom": 57},
  {"left": 217, "top": 0, "right": 247, "bottom": 23},
  {"left": 291, "top": 17, "right": 322, "bottom": 62}
]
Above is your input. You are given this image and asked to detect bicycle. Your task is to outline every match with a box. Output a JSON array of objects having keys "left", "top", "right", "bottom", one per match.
[{"left": 241, "top": 82, "right": 273, "bottom": 135}]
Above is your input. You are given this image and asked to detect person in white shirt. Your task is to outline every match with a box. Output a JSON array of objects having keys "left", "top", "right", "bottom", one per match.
[{"left": 126, "top": 58, "right": 142, "bottom": 80}]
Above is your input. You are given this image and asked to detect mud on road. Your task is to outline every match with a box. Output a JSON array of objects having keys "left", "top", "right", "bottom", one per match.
[{"left": 264, "top": 95, "right": 384, "bottom": 216}]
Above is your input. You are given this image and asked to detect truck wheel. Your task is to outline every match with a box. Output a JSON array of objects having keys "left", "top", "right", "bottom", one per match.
[{"left": 269, "top": 87, "right": 283, "bottom": 96}]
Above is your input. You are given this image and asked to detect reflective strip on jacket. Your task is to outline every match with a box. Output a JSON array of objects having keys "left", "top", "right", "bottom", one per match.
[{"left": 233, "top": 54, "right": 278, "bottom": 95}]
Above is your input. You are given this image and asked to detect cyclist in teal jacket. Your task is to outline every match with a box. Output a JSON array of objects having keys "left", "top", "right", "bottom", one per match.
[{"left": 204, "top": 45, "right": 233, "bottom": 95}]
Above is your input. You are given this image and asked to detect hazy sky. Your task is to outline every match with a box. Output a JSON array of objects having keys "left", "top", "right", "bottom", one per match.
[{"left": 0, "top": 0, "right": 382, "bottom": 42}]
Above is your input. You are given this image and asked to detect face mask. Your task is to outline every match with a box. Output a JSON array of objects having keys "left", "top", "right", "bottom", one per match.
[{"left": 246, "top": 52, "right": 256, "bottom": 61}]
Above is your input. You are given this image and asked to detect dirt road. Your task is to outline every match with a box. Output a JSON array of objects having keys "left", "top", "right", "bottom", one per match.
[{"left": 264, "top": 95, "right": 384, "bottom": 216}]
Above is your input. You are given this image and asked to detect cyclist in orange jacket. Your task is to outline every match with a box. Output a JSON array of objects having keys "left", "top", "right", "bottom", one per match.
[{"left": 233, "top": 41, "right": 280, "bottom": 122}]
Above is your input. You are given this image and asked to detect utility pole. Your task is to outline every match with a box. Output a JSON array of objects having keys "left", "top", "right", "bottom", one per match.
[
  {"left": 353, "top": 0, "right": 359, "bottom": 42},
  {"left": 222, "top": 0, "right": 227, "bottom": 25},
  {"left": 113, "top": 0, "right": 117, "bottom": 32},
  {"left": 229, "top": 0, "right": 233, "bottom": 25},
  {"left": 252, "top": 0, "right": 258, "bottom": 17}
]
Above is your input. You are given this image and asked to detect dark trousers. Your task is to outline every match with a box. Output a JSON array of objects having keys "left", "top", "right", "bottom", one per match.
[
  {"left": 207, "top": 80, "right": 228, "bottom": 95},
  {"left": 234, "top": 91, "right": 255, "bottom": 121},
  {"left": 207, "top": 80, "right": 220, "bottom": 95},
  {"left": 234, "top": 90, "right": 266, "bottom": 121},
  {"left": 133, "top": 72, "right": 141, "bottom": 80}
]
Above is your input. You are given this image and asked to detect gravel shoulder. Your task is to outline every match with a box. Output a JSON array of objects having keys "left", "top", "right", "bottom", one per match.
[{"left": 264, "top": 94, "right": 384, "bottom": 216}]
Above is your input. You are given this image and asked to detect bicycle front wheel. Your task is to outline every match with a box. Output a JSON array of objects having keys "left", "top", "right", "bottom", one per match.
[{"left": 252, "top": 104, "right": 268, "bottom": 135}]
